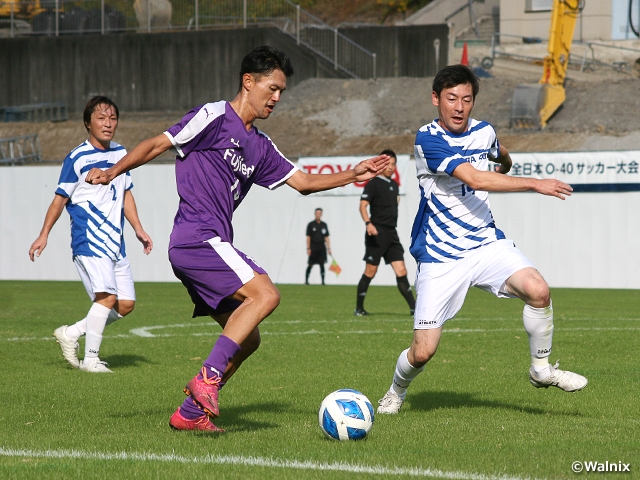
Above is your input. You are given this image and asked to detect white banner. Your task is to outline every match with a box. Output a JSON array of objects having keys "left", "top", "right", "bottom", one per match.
[
  {"left": 497, "top": 151, "right": 640, "bottom": 191},
  {"left": 297, "top": 155, "right": 412, "bottom": 196}
]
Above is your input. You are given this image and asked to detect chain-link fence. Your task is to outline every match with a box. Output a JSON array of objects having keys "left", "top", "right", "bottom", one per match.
[{"left": 0, "top": 0, "right": 376, "bottom": 78}]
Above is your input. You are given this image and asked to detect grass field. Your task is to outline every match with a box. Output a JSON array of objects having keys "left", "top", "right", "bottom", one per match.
[{"left": 1, "top": 281, "right": 638, "bottom": 479}]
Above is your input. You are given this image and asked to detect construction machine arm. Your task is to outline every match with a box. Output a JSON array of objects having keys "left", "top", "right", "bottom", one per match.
[{"left": 511, "top": 0, "right": 583, "bottom": 129}]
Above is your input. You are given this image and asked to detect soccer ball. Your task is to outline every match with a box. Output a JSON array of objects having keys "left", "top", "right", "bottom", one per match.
[{"left": 318, "top": 389, "right": 374, "bottom": 441}]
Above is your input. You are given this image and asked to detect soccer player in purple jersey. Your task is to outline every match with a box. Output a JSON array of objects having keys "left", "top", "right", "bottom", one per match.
[{"left": 86, "top": 46, "right": 390, "bottom": 432}]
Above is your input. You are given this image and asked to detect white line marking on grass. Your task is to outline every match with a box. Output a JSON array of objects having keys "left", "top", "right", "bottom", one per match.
[
  {"left": 4, "top": 325, "right": 640, "bottom": 342},
  {"left": 0, "top": 447, "right": 540, "bottom": 480}
]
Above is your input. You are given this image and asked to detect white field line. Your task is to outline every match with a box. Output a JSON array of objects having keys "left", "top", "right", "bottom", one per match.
[
  {"left": 4, "top": 324, "right": 640, "bottom": 342},
  {"left": 0, "top": 447, "right": 540, "bottom": 480}
]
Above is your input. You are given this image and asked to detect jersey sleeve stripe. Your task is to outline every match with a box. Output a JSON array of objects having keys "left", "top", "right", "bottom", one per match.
[
  {"left": 168, "top": 102, "right": 226, "bottom": 158},
  {"left": 79, "top": 160, "right": 113, "bottom": 174}
]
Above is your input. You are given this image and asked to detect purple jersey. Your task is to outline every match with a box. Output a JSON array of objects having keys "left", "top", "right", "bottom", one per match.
[{"left": 164, "top": 101, "right": 298, "bottom": 247}]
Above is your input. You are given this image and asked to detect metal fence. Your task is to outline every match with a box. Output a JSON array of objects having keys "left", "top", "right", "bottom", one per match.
[
  {"left": 487, "top": 33, "right": 640, "bottom": 75},
  {"left": 0, "top": 0, "right": 377, "bottom": 78},
  {"left": 0, "top": 134, "right": 42, "bottom": 165}
]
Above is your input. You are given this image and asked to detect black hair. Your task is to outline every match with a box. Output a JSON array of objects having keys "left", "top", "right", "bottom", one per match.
[
  {"left": 83, "top": 96, "right": 119, "bottom": 132},
  {"left": 238, "top": 45, "right": 294, "bottom": 92},
  {"left": 432, "top": 65, "right": 479, "bottom": 99},
  {"left": 315, "top": 208, "right": 323, "bottom": 212},
  {"left": 379, "top": 149, "right": 397, "bottom": 160}
]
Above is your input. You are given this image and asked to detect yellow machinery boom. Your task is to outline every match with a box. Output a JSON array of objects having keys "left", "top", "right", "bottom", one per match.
[{"left": 511, "top": 0, "right": 582, "bottom": 129}]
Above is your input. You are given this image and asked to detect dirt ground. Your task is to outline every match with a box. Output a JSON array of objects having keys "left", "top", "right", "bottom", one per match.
[{"left": 2, "top": 57, "right": 640, "bottom": 163}]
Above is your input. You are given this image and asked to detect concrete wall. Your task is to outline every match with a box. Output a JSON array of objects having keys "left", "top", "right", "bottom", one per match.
[
  {"left": 3, "top": 161, "right": 640, "bottom": 289},
  {"left": 339, "top": 25, "right": 449, "bottom": 77},
  {"left": 0, "top": 24, "right": 450, "bottom": 112},
  {"left": 0, "top": 28, "right": 348, "bottom": 112},
  {"left": 404, "top": 0, "right": 499, "bottom": 26},
  {"left": 500, "top": 0, "right": 614, "bottom": 42}
]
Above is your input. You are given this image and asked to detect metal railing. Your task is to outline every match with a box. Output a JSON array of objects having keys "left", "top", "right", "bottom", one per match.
[
  {"left": 487, "top": 33, "right": 640, "bottom": 74},
  {"left": 0, "top": 134, "right": 42, "bottom": 165},
  {"left": 0, "top": 0, "right": 376, "bottom": 78}
]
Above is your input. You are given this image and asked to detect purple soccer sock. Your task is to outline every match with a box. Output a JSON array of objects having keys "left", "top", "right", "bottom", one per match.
[
  {"left": 199, "top": 334, "right": 241, "bottom": 380},
  {"left": 179, "top": 397, "right": 206, "bottom": 420}
]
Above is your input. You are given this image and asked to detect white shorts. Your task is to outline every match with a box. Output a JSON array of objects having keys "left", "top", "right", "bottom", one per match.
[
  {"left": 74, "top": 256, "right": 136, "bottom": 302},
  {"left": 413, "top": 239, "right": 534, "bottom": 330}
]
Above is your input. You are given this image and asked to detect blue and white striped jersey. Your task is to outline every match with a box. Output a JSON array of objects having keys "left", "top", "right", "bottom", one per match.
[
  {"left": 410, "top": 118, "right": 505, "bottom": 263},
  {"left": 55, "top": 140, "right": 132, "bottom": 261}
]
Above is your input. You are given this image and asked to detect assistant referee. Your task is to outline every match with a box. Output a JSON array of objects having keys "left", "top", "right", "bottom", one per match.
[
  {"left": 355, "top": 149, "right": 415, "bottom": 315},
  {"left": 306, "top": 208, "right": 331, "bottom": 285}
]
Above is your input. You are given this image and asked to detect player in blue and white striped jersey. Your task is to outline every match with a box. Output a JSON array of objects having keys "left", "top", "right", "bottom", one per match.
[
  {"left": 378, "top": 65, "right": 587, "bottom": 414},
  {"left": 29, "top": 96, "right": 153, "bottom": 373}
]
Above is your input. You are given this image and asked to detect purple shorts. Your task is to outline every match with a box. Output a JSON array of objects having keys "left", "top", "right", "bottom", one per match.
[{"left": 169, "top": 237, "right": 267, "bottom": 317}]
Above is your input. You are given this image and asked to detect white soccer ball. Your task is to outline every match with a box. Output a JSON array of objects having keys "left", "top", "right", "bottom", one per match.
[{"left": 318, "top": 389, "right": 374, "bottom": 441}]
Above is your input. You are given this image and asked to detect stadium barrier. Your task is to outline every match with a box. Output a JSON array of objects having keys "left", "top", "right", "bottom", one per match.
[{"left": 2, "top": 152, "right": 640, "bottom": 288}]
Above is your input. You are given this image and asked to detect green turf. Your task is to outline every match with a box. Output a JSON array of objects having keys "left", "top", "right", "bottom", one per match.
[{"left": 1, "top": 281, "right": 638, "bottom": 479}]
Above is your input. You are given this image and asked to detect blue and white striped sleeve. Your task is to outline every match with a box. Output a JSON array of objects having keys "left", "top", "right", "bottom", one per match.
[
  {"left": 415, "top": 129, "right": 466, "bottom": 176},
  {"left": 55, "top": 153, "right": 78, "bottom": 198}
]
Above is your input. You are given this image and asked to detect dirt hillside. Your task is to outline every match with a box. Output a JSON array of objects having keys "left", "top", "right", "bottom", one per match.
[{"left": 2, "top": 57, "right": 640, "bottom": 163}]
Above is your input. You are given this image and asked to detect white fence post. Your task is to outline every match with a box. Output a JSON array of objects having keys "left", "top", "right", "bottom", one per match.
[
  {"left": 243, "top": 0, "right": 247, "bottom": 28},
  {"left": 10, "top": 1, "right": 14, "bottom": 38},
  {"left": 372, "top": 52, "right": 376, "bottom": 80},
  {"left": 296, "top": 4, "right": 300, "bottom": 44},
  {"left": 334, "top": 28, "right": 338, "bottom": 70},
  {"left": 195, "top": 0, "right": 199, "bottom": 30}
]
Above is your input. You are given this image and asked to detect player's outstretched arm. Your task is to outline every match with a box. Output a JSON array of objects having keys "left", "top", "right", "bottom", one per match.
[
  {"left": 29, "top": 194, "right": 68, "bottom": 261},
  {"left": 123, "top": 190, "right": 153, "bottom": 255},
  {"left": 286, "top": 154, "right": 390, "bottom": 195},
  {"left": 85, "top": 134, "right": 173, "bottom": 185},
  {"left": 453, "top": 162, "right": 573, "bottom": 200}
]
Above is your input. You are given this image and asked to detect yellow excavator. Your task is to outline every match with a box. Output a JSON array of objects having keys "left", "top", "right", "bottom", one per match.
[
  {"left": 0, "top": 0, "right": 45, "bottom": 20},
  {"left": 510, "top": 0, "right": 584, "bottom": 129}
]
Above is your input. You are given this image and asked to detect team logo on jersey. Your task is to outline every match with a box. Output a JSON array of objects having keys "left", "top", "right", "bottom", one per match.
[
  {"left": 223, "top": 148, "right": 254, "bottom": 177},
  {"left": 230, "top": 138, "right": 240, "bottom": 147}
]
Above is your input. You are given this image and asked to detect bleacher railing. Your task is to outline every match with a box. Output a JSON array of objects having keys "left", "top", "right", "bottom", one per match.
[
  {"left": 1, "top": 0, "right": 376, "bottom": 79},
  {"left": 0, "top": 134, "right": 42, "bottom": 165}
]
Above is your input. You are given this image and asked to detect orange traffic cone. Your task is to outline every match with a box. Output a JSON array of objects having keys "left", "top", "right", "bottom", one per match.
[{"left": 460, "top": 42, "right": 469, "bottom": 66}]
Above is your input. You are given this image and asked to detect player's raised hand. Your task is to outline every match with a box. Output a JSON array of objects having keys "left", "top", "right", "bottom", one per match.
[
  {"left": 85, "top": 167, "right": 113, "bottom": 185},
  {"left": 535, "top": 179, "right": 573, "bottom": 200},
  {"left": 28, "top": 235, "right": 47, "bottom": 262},
  {"left": 354, "top": 154, "right": 391, "bottom": 182}
]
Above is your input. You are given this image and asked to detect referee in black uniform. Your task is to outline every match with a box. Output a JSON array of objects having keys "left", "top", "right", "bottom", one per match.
[
  {"left": 306, "top": 208, "right": 331, "bottom": 285},
  {"left": 355, "top": 149, "right": 415, "bottom": 315}
]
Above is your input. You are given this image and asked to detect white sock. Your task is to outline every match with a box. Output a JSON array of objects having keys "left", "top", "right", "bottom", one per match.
[
  {"left": 390, "top": 349, "right": 424, "bottom": 398},
  {"left": 106, "top": 308, "right": 123, "bottom": 326},
  {"left": 523, "top": 302, "right": 553, "bottom": 376},
  {"left": 84, "top": 303, "right": 111, "bottom": 360},
  {"left": 65, "top": 321, "right": 86, "bottom": 341}
]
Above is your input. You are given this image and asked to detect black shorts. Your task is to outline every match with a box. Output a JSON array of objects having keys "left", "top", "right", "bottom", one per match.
[
  {"left": 308, "top": 244, "right": 327, "bottom": 265},
  {"left": 363, "top": 226, "right": 405, "bottom": 266}
]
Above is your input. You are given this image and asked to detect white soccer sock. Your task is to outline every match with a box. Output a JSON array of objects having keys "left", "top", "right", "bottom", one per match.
[
  {"left": 390, "top": 348, "right": 425, "bottom": 398},
  {"left": 84, "top": 303, "right": 111, "bottom": 360},
  {"left": 65, "top": 321, "right": 86, "bottom": 341},
  {"left": 523, "top": 302, "right": 554, "bottom": 375},
  {"left": 105, "top": 308, "right": 123, "bottom": 326}
]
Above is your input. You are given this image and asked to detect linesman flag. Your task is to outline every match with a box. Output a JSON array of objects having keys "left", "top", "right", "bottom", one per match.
[{"left": 328, "top": 257, "right": 342, "bottom": 276}]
